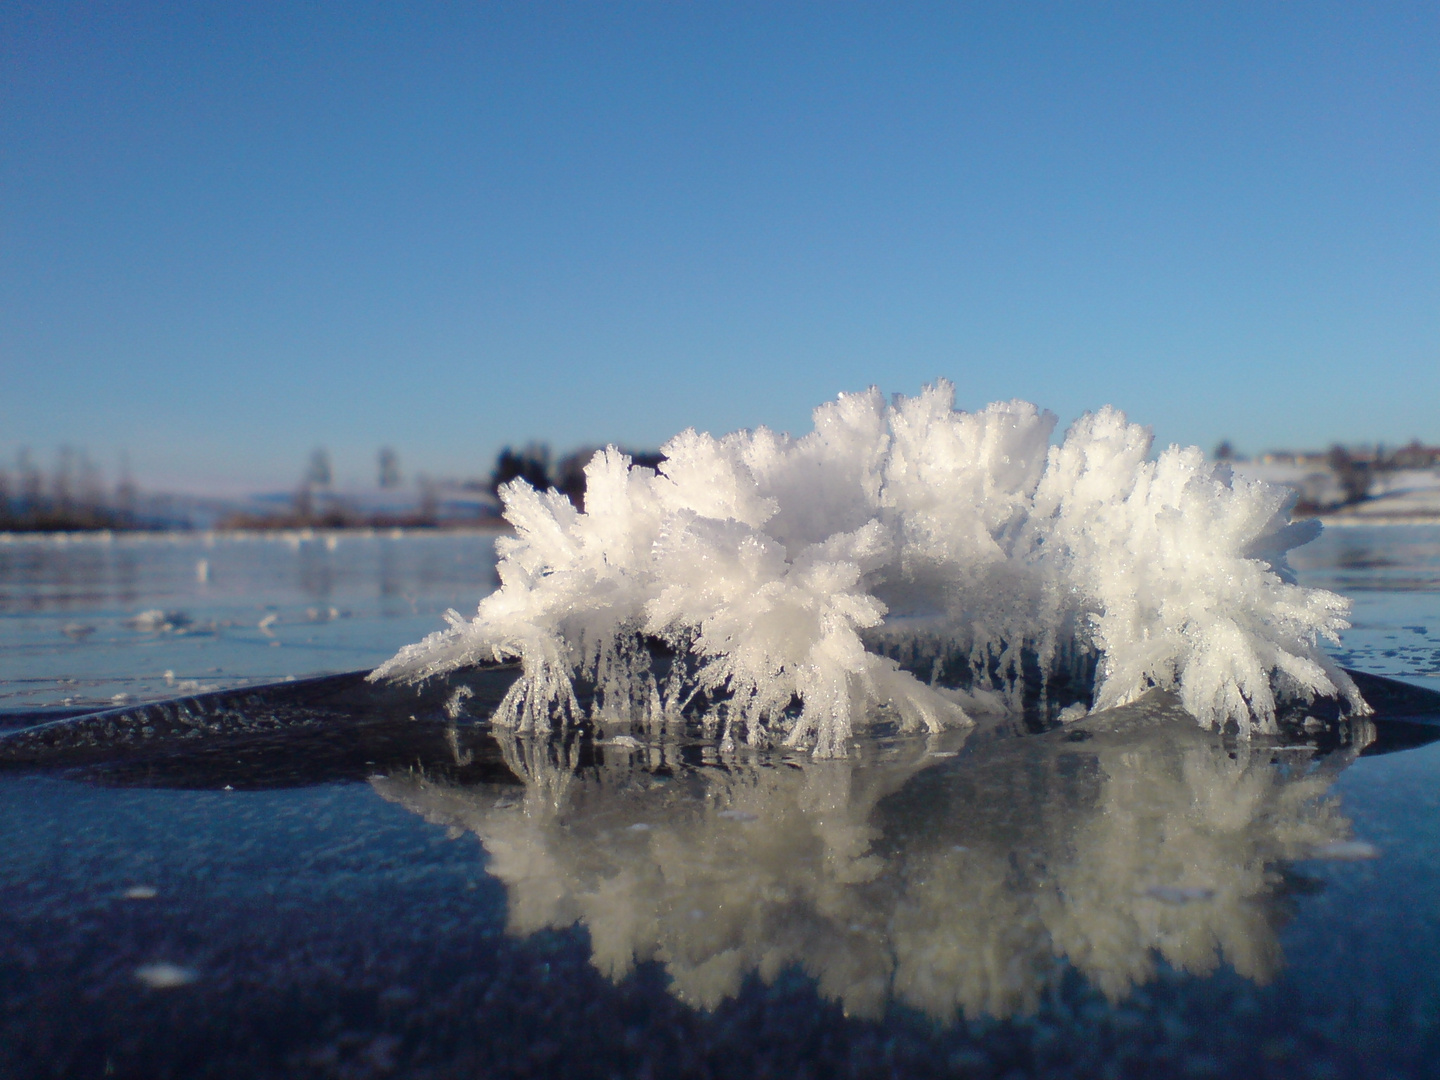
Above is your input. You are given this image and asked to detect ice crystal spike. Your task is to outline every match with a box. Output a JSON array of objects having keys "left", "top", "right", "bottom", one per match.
[{"left": 372, "top": 381, "right": 1368, "bottom": 755}]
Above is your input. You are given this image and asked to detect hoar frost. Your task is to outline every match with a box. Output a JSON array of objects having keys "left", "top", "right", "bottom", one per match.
[{"left": 372, "top": 381, "right": 1367, "bottom": 756}]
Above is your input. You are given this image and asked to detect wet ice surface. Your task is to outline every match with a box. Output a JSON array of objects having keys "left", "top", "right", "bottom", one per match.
[
  {"left": 1291, "top": 524, "right": 1440, "bottom": 697},
  {"left": 2, "top": 527, "right": 1440, "bottom": 1079},
  {"left": 0, "top": 530, "right": 500, "bottom": 717}
]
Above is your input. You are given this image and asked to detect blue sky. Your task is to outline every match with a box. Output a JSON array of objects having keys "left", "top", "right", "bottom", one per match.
[{"left": 2, "top": 2, "right": 1435, "bottom": 492}]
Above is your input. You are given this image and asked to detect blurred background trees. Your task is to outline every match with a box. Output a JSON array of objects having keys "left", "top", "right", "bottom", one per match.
[
  {"left": 6, "top": 436, "right": 1428, "bottom": 532},
  {"left": 0, "top": 447, "right": 136, "bottom": 530},
  {"left": 488, "top": 444, "right": 663, "bottom": 511}
]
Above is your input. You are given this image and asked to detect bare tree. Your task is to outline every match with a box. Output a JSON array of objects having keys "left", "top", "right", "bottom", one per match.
[
  {"left": 378, "top": 446, "right": 401, "bottom": 488},
  {"left": 17, "top": 449, "right": 41, "bottom": 512},
  {"left": 1328, "top": 445, "right": 1371, "bottom": 505},
  {"left": 417, "top": 474, "right": 439, "bottom": 525},
  {"left": 77, "top": 451, "right": 104, "bottom": 525},
  {"left": 52, "top": 446, "right": 76, "bottom": 515},
  {"left": 306, "top": 448, "right": 333, "bottom": 489},
  {"left": 489, "top": 443, "right": 552, "bottom": 496},
  {"left": 114, "top": 452, "right": 137, "bottom": 526}
]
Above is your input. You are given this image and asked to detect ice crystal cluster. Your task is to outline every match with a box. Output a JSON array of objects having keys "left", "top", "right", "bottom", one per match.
[{"left": 373, "top": 381, "right": 1366, "bottom": 755}]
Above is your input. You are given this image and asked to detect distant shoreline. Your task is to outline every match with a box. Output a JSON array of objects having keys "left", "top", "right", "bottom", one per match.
[
  {"left": 1317, "top": 513, "right": 1440, "bottom": 527},
  {"left": 3, "top": 516, "right": 1438, "bottom": 545},
  {"left": 0, "top": 522, "right": 514, "bottom": 543}
]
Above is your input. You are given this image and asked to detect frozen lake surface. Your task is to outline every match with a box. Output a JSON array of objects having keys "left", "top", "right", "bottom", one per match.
[
  {"left": 0, "top": 529, "right": 502, "bottom": 717},
  {"left": 2, "top": 526, "right": 1440, "bottom": 1078}
]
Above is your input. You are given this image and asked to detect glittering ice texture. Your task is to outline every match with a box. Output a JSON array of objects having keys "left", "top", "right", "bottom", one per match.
[{"left": 372, "top": 382, "right": 1367, "bottom": 755}]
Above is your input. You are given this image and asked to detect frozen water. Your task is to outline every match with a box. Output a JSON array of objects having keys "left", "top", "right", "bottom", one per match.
[
  {"left": 0, "top": 529, "right": 499, "bottom": 716},
  {"left": 375, "top": 382, "right": 1367, "bottom": 755},
  {"left": 3, "top": 527, "right": 1440, "bottom": 1076},
  {"left": 1289, "top": 523, "right": 1440, "bottom": 697},
  {"left": 372, "top": 693, "right": 1369, "bottom": 1020}
]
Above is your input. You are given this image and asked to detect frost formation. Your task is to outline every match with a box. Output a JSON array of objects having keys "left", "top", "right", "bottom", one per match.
[{"left": 372, "top": 381, "right": 1367, "bottom": 754}]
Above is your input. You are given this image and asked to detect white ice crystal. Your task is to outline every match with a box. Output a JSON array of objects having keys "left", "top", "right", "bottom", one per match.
[{"left": 372, "top": 381, "right": 1368, "bottom": 754}]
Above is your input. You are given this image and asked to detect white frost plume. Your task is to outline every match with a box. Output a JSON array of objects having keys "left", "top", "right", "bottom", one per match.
[
  {"left": 1022, "top": 408, "right": 1365, "bottom": 735},
  {"left": 372, "top": 381, "right": 1367, "bottom": 754}
]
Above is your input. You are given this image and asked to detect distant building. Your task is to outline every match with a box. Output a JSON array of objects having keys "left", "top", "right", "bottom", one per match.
[{"left": 1389, "top": 440, "right": 1440, "bottom": 470}]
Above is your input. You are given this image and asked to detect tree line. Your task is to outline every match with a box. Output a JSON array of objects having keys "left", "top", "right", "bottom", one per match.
[
  {"left": 488, "top": 443, "right": 664, "bottom": 511},
  {"left": 0, "top": 448, "right": 140, "bottom": 531}
]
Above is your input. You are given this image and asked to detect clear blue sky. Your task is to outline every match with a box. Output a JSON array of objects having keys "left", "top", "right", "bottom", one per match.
[{"left": 2, "top": 2, "right": 1435, "bottom": 492}]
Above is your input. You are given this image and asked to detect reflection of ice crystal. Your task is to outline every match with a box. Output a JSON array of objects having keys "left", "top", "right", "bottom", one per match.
[
  {"left": 372, "top": 695, "right": 1370, "bottom": 1021},
  {"left": 374, "top": 382, "right": 1366, "bottom": 756}
]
